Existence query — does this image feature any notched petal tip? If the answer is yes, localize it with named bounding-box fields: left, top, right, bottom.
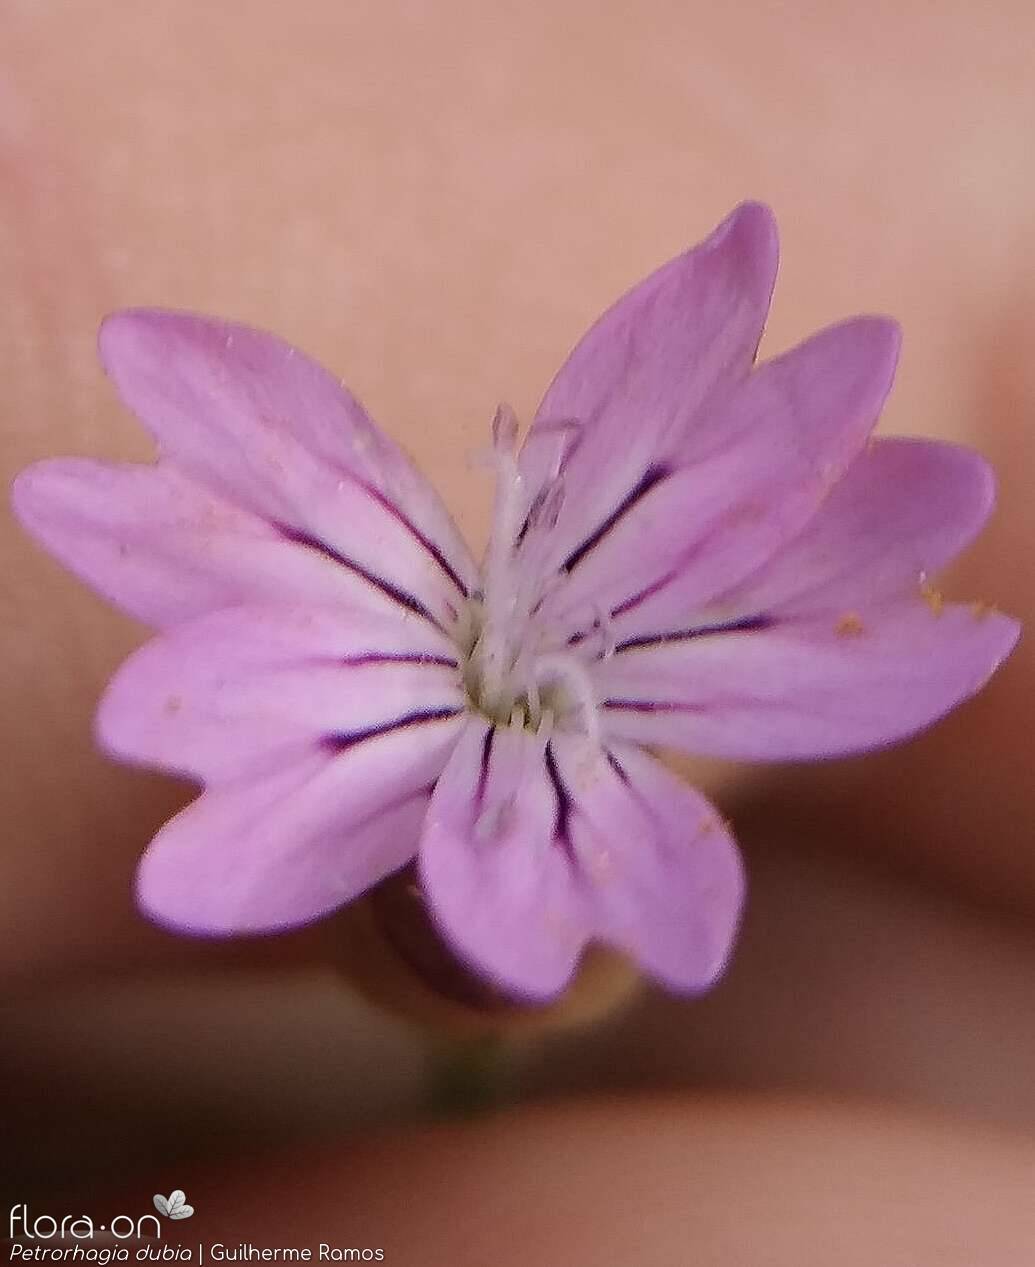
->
left=418, top=849, right=585, bottom=1005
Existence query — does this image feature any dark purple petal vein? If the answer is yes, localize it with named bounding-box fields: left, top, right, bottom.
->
left=322, top=706, right=462, bottom=752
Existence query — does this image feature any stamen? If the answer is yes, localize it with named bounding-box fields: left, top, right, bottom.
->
left=532, top=652, right=601, bottom=749
left=472, top=404, right=527, bottom=712
left=507, top=476, right=566, bottom=637
left=524, top=671, right=542, bottom=730
left=522, top=416, right=582, bottom=481
left=463, top=409, right=596, bottom=735
left=592, top=605, right=616, bottom=661
left=528, top=476, right=565, bottom=535
left=492, top=401, right=520, bottom=454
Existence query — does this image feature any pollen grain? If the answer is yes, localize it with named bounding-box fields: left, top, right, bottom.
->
left=970, top=599, right=997, bottom=620
left=920, top=581, right=945, bottom=616
left=835, top=611, right=865, bottom=638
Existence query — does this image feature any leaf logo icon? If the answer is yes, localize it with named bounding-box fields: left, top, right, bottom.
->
left=153, top=1191, right=195, bottom=1220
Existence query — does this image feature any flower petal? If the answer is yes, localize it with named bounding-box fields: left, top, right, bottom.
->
left=98, top=605, right=464, bottom=784
left=519, top=203, right=778, bottom=564
left=703, top=437, right=996, bottom=618
left=12, top=458, right=446, bottom=628
left=551, top=738, right=744, bottom=993
left=549, top=316, right=901, bottom=637
left=419, top=720, right=744, bottom=998
left=136, top=734, right=456, bottom=935
left=96, top=310, right=476, bottom=624
left=599, top=597, right=1020, bottom=760
left=419, top=719, right=590, bottom=1000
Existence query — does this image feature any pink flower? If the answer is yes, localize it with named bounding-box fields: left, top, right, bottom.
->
left=12, top=204, right=1018, bottom=1000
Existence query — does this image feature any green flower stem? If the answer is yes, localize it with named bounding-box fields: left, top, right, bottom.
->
left=425, top=1034, right=512, bottom=1117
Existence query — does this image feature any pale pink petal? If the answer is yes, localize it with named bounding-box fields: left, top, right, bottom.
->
left=702, top=437, right=996, bottom=618
left=550, top=317, right=901, bottom=637
left=419, top=719, right=590, bottom=1000
left=98, top=605, right=463, bottom=784
left=12, top=459, right=444, bottom=628
left=136, top=732, right=457, bottom=934
left=420, top=721, right=743, bottom=998
left=519, top=203, right=778, bottom=565
left=551, top=738, right=744, bottom=993
left=599, top=598, right=1020, bottom=760
left=97, top=310, right=476, bottom=625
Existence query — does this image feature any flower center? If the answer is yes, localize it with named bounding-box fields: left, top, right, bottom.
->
left=457, top=406, right=600, bottom=743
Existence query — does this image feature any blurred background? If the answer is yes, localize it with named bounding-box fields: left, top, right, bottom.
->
left=2, top=0, right=1035, bottom=1247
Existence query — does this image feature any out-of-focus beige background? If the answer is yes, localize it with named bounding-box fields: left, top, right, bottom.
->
left=2, top=2, right=1035, bottom=1258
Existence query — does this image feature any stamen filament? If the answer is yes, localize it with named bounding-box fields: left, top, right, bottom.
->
left=462, top=407, right=602, bottom=746
left=532, top=653, right=601, bottom=748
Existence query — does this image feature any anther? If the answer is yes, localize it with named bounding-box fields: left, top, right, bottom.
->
left=492, top=402, right=520, bottom=454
